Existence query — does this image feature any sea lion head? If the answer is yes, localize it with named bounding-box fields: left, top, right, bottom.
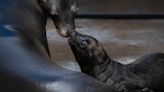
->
left=68, top=31, right=109, bottom=73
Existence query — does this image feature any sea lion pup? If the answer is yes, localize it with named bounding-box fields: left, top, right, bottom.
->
left=68, top=31, right=164, bottom=92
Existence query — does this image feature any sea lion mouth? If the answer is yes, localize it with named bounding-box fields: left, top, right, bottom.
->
left=57, top=28, right=72, bottom=38
left=56, top=25, right=76, bottom=38
left=68, top=31, right=80, bottom=46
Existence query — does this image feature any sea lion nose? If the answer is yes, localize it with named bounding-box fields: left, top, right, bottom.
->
left=70, top=31, right=84, bottom=44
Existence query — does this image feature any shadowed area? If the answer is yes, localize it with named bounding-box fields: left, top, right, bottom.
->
left=77, top=0, right=164, bottom=14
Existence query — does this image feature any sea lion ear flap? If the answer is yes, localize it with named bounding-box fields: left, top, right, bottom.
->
left=71, top=4, right=79, bottom=13
left=50, top=6, right=58, bottom=15
left=44, top=0, right=58, bottom=15
left=93, top=45, right=108, bottom=64
left=38, top=0, right=58, bottom=15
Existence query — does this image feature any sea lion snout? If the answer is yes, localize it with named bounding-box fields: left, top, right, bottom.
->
left=68, top=31, right=78, bottom=46
left=69, top=31, right=89, bottom=48
left=68, top=32, right=110, bottom=76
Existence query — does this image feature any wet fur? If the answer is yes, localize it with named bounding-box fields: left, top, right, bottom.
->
left=69, top=32, right=164, bottom=92
left=0, top=0, right=117, bottom=92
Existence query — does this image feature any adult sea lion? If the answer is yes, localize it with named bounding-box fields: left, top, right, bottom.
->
left=0, top=0, right=117, bottom=92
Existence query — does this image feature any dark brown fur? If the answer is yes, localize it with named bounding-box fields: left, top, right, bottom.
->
left=0, top=0, right=117, bottom=92
left=69, top=31, right=164, bottom=92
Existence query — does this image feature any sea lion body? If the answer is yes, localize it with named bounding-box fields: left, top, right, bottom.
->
left=0, top=0, right=117, bottom=92
left=69, top=31, right=164, bottom=92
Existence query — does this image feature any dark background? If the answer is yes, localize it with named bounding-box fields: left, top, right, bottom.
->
left=77, top=0, right=164, bottom=15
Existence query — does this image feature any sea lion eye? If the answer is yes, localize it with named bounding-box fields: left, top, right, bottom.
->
left=79, top=40, right=87, bottom=48
left=82, top=40, right=87, bottom=46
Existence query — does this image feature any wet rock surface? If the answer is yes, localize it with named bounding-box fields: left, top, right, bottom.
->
left=46, top=19, right=164, bottom=71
